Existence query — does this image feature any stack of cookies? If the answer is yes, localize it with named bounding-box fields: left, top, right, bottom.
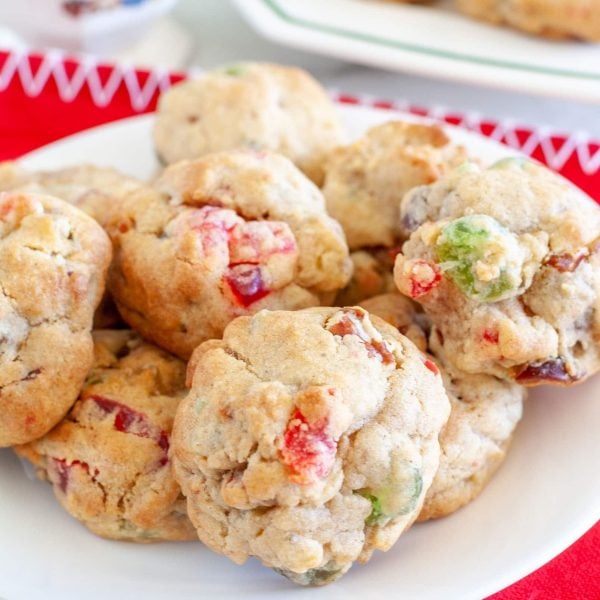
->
left=2, top=62, right=599, bottom=587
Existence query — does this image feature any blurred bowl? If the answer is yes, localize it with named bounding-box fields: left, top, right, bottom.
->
left=0, top=0, right=178, bottom=54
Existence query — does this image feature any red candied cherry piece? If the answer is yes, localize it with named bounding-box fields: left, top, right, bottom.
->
left=87, top=395, right=170, bottom=465
left=50, top=458, right=90, bottom=493
left=0, top=197, right=14, bottom=220
left=407, top=260, right=442, bottom=299
left=328, top=309, right=395, bottom=365
left=482, top=329, right=500, bottom=344
left=423, top=358, right=439, bottom=375
left=187, top=206, right=239, bottom=252
left=224, top=263, right=270, bottom=307
left=280, top=409, right=336, bottom=485
left=545, top=250, right=588, bottom=273
left=228, top=220, right=296, bottom=266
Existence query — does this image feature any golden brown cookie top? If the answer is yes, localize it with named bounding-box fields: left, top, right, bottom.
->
left=16, top=330, right=194, bottom=542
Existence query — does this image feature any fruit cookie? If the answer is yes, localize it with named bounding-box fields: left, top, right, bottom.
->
left=3, top=163, right=143, bottom=227
left=395, top=159, right=600, bottom=385
left=107, top=151, right=352, bottom=358
left=361, top=293, right=525, bottom=520
left=322, top=121, right=466, bottom=250
left=153, top=62, right=346, bottom=185
left=0, top=192, right=111, bottom=447
left=172, top=307, right=450, bottom=585
left=335, top=249, right=398, bottom=306
left=16, top=330, right=196, bottom=542
left=456, top=0, right=600, bottom=41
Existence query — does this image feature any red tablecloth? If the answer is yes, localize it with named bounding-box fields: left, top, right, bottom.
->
left=0, top=49, right=599, bottom=599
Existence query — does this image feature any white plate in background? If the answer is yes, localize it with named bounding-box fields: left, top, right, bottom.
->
left=1, top=104, right=599, bottom=600
left=232, top=0, right=600, bottom=103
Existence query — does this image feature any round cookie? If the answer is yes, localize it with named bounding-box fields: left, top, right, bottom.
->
left=5, top=164, right=144, bottom=227
left=16, top=330, right=196, bottom=542
left=0, top=191, right=111, bottom=446
left=395, top=159, right=600, bottom=385
left=335, top=249, right=398, bottom=306
left=322, top=121, right=466, bottom=250
left=456, top=0, right=600, bottom=41
left=172, top=307, right=450, bottom=585
left=153, top=62, right=346, bottom=185
left=361, top=293, right=525, bottom=520
left=106, top=150, right=352, bottom=358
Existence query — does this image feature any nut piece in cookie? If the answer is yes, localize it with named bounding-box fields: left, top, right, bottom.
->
left=395, top=159, right=600, bottom=385
left=106, top=151, right=352, bottom=358
left=16, top=330, right=196, bottom=542
left=0, top=192, right=112, bottom=446
left=153, top=62, right=346, bottom=184
left=171, top=307, right=450, bottom=585
left=362, top=293, right=525, bottom=520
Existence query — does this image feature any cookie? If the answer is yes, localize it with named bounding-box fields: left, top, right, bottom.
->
left=361, top=293, right=525, bottom=520
left=107, top=151, right=352, bottom=358
left=172, top=307, right=450, bottom=585
left=323, top=121, right=466, bottom=250
left=3, top=163, right=143, bottom=227
left=456, top=0, right=600, bottom=41
left=16, top=330, right=196, bottom=542
left=0, top=192, right=111, bottom=446
left=395, top=159, right=600, bottom=385
left=153, top=62, right=346, bottom=185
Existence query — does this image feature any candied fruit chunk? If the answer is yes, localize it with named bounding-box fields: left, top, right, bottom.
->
left=87, top=395, right=170, bottom=466
left=224, top=263, right=270, bottom=307
left=50, top=458, right=91, bottom=493
left=327, top=308, right=395, bottom=365
left=515, top=358, right=577, bottom=385
left=545, top=250, right=587, bottom=273
left=356, top=468, right=423, bottom=526
left=403, top=260, right=442, bottom=299
left=435, top=215, right=523, bottom=303
left=280, top=409, right=336, bottom=485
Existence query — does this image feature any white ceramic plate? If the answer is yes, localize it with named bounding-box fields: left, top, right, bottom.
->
left=231, top=0, right=600, bottom=103
left=2, top=105, right=599, bottom=600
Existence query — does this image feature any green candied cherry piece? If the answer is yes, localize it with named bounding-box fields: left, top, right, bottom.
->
left=274, top=562, right=344, bottom=586
left=222, top=63, right=247, bottom=77
left=490, top=157, right=531, bottom=170
left=357, top=468, right=423, bottom=527
left=435, top=214, right=525, bottom=303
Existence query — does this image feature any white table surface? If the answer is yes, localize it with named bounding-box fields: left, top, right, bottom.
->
left=172, top=0, right=600, bottom=137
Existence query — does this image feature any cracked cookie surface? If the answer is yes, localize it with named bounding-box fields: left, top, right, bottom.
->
left=361, top=293, right=525, bottom=520
left=16, top=330, right=196, bottom=542
left=395, top=160, right=600, bottom=385
left=153, top=62, right=346, bottom=185
left=107, top=151, right=352, bottom=358
left=172, top=307, right=450, bottom=585
left=323, top=121, right=466, bottom=250
left=0, top=191, right=111, bottom=446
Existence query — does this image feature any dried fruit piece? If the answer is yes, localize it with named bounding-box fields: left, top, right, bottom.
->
left=545, top=250, right=588, bottom=273
left=87, top=395, right=170, bottom=465
left=515, top=358, right=577, bottom=385
left=49, top=458, right=91, bottom=493
left=280, top=408, right=336, bottom=485
left=403, top=260, right=442, bottom=299
left=327, top=308, right=395, bottom=365
left=435, top=215, right=525, bottom=303
left=224, top=264, right=269, bottom=307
